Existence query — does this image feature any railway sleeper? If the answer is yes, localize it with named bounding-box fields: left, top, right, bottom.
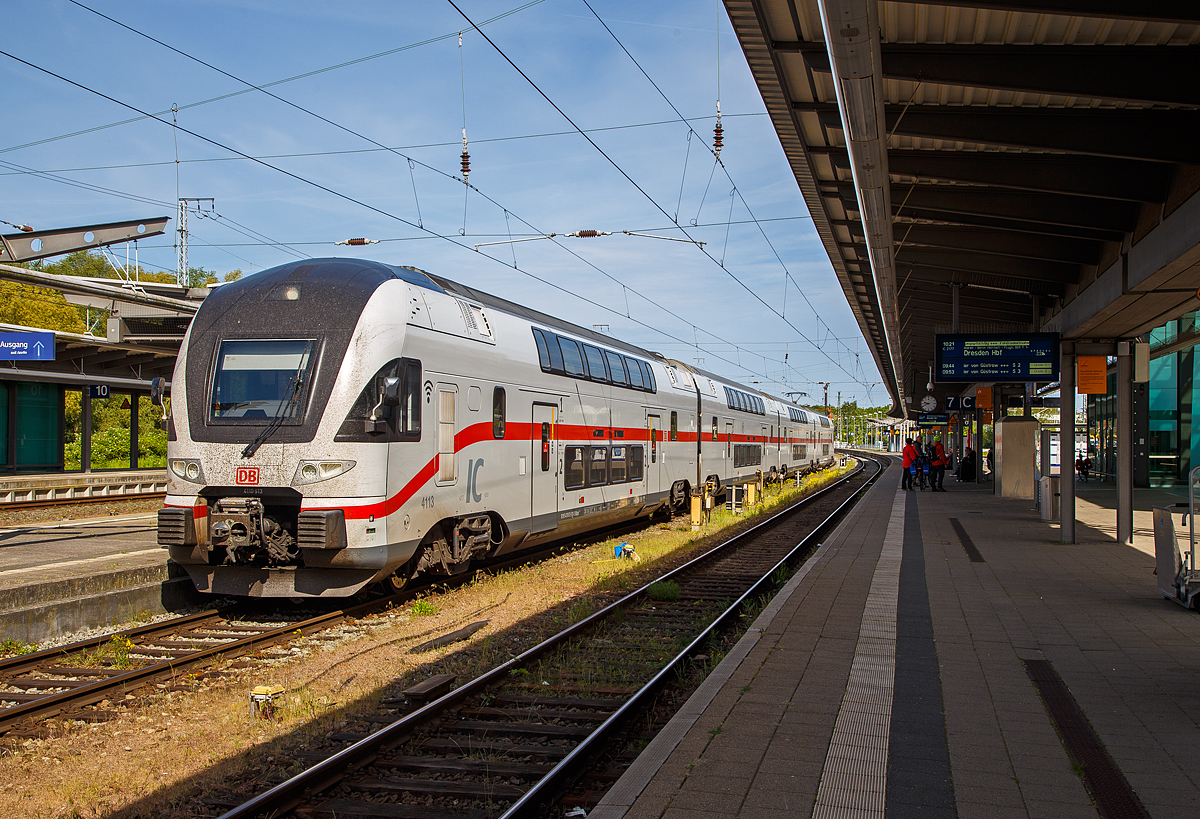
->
left=301, top=797, right=489, bottom=819
left=352, top=775, right=526, bottom=800
left=372, top=755, right=554, bottom=778
left=415, top=737, right=571, bottom=759
left=491, top=694, right=622, bottom=710
left=458, top=706, right=611, bottom=723
left=505, top=682, right=638, bottom=696
left=442, top=719, right=591, bottom=739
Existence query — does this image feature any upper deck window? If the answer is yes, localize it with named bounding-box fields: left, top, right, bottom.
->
left=209, top=339, right=316, bottom=424
left=530, top=327, right=657, bottom=394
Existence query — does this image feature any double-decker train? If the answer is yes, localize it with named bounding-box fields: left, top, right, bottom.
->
left=156, top=258, right=835, bottom=597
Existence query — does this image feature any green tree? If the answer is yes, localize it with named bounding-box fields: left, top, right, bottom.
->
left=0, top=282, right=87, bottom=333
left=186, top=266, right=218, bottom=287
left=223, top=269, right=243, bottom=282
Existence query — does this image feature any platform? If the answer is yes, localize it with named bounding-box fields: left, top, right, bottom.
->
left=593, top=460, right=1200, bottom=819
left=0, top=468, right=167, bottom=508
left=0, top=512, right=197, bottom=644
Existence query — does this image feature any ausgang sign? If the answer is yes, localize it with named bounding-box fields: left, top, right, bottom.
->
left=0, top=331, right=55, bottom=361
left=935, top=333, right=1059, bottom=383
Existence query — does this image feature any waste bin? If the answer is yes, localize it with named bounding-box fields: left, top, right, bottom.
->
left=1039, top=475, right=1060, bottom=520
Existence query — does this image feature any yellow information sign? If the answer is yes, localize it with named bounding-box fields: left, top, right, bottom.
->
left=975, top=387, right=993, bottom=409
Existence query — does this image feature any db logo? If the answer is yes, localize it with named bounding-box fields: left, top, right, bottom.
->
left=235, top=467, right=260, bottom=485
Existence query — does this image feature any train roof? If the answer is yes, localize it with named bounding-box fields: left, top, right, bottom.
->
left=421, top=269, right=665, bottom=363
left=233, top=259, right=828, bottom=420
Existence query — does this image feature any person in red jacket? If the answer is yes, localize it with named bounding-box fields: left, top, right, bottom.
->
left=901, top=438, right=918, bottom=491
left=930, top=436, right=950, bottom=491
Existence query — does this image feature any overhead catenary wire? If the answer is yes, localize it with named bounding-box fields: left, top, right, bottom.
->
left=580, top=1, right=864, bottom=373
left=4, top=8, right=842, bottom=390
left=0, top=111, right=770, bottom=176
left=0, top=51, right=784, bottom=386
left=2, top=0, right=553, bottom=157
left=454, top=1, right=857, bottom=378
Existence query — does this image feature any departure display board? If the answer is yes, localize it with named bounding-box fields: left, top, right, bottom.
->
left=936, top=333, right=1059, bottom=383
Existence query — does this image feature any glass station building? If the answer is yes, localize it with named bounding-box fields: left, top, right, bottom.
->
left=1087, top=312, right=1200, bottom=487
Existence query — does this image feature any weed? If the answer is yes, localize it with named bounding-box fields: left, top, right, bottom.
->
left=410, top=599, right=439, bottom=617
left=74, top=636, right=138, bottom=669
left=708, top=726, right=722, bottom=736
left=566, top=598, right=596, bottom=625
left=741, top=684, right=751, bottom=693
left=648, top=580, right=682, bottom=602
left=0, top=639, right=36, bottom=657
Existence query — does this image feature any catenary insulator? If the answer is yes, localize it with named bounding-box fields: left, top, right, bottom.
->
left=713, top=123, right=724, bottom=156
left=461, top=150, right=470, bottom=178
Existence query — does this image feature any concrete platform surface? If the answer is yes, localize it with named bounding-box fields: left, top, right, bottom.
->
left=593, top=460, right=1200, bottom=819
left=0, top=512, right=197, bottom=644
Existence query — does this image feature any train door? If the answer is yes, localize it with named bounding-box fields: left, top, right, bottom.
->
left=646, top=413, right=662, bottom=495
left=725, top=421, right=734, bottom=476
left=531, top=404, right=557, bottom=533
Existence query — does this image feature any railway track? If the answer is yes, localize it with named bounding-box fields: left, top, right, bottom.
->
left=217, top=454, right=886, bottom=819
left=0, top=603, right=387, bottom=737
left=0, top=501, right=716, bottom=738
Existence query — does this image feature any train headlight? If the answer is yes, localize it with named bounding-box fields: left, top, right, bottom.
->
left=169, top=458, right=205, bottom=484
left=293, top=460, right=356, bottom=486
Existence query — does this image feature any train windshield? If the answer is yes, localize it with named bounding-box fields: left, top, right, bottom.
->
left=210, top=339, right=316, bottom=422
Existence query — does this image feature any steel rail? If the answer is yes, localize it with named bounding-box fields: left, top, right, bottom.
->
left=0, top=606, right=364, bottom=733
left=503, top=454, right=886, bottom=816
left=218, top=457, right=881, bottom=819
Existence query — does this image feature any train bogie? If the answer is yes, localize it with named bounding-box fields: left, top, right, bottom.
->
left=157, top=259, right=836, bottom=597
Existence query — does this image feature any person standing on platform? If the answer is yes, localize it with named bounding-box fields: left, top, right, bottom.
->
left=958, top=447, right=976, bottom=482
left=930, top=436, right=949, bottom=491
left=901, top=438, right=917, bottom=490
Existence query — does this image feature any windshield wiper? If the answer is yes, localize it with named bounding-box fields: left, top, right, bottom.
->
left=241, top=370, right=304, bottom=459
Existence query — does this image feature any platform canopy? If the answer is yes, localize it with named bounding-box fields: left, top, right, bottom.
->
left=725, top=0, right=1200, bottom=416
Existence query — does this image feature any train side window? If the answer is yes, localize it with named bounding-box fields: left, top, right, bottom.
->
left=559, top=338, right=586, bottom=377
left=628, top=446, right=644, bottom=481
left=564, top=446, right=586, bottom=489
left=625, top=356, right=644, bottom=389
left=492, top=387, right=506, bottom=439
left=670, top=411, right=678, bottom=441
left=532, top=329, right=551, bottom=371
left=334, top=357, right=421, bottom=443
left=605, top=351, right=628, bottom=387
left=640, top=361, right=656, bottom=393
left=437, top=386, right=456, bottom=483
left=401, top=359, right=422, bottom=436
left=583, top=344, right=609, bottom=383
left=588, top=446, right=608, bottom=486
left=610, top=446, right=627, bottom=482
left=712, top=416, right=718, bottom=441
left=541, top=422, right=551, bottom=471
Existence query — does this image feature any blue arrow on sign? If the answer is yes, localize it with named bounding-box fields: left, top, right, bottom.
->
left=0, top=332, right=55, bottom=361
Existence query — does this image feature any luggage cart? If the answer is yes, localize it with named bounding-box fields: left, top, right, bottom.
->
left=1153, top=465, right=1200, bottom=609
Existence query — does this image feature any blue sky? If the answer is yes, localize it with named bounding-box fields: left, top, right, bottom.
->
left=1, top=0, right=884, bottom=407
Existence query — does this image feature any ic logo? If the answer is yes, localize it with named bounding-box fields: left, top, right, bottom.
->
left=236, top=467, right=260, bottom=485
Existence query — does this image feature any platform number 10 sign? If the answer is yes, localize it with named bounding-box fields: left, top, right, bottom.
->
left=89, top=385, right=110, bottom=399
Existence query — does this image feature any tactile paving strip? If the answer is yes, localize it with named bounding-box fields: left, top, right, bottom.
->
left=811, top=490, right=905, bottom=819
left=1024, top=659, right=1151, bottom=819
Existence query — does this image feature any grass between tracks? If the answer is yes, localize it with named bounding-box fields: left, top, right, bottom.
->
left=0, top=462, right=856, bottom=818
